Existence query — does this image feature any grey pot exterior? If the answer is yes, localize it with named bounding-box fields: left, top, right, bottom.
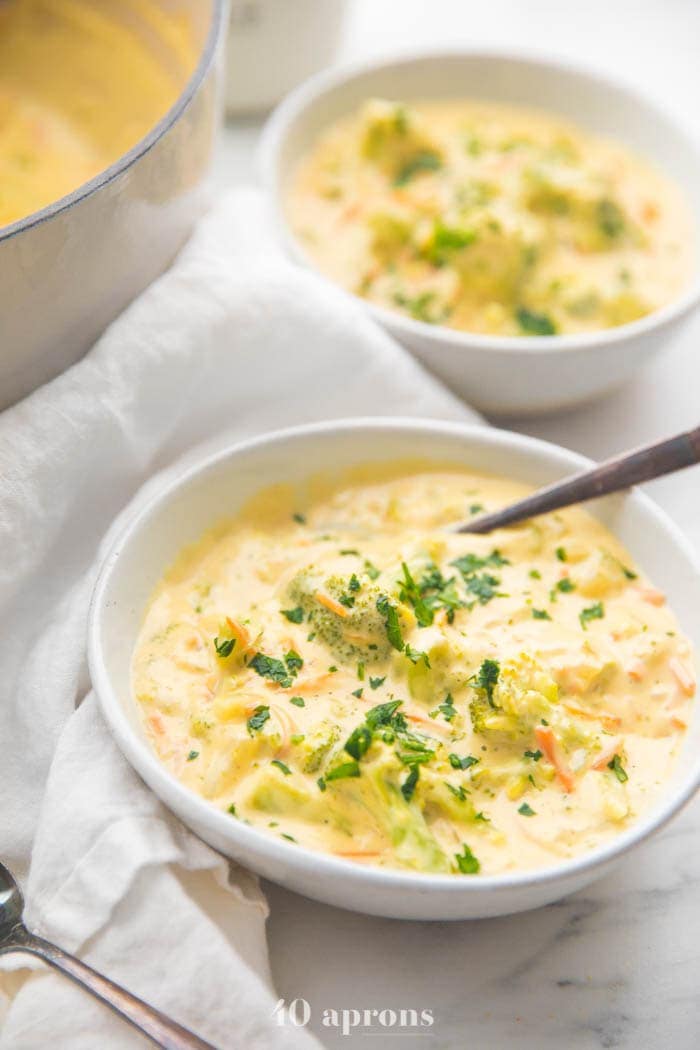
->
left=0, top=0, right=227, bottom=411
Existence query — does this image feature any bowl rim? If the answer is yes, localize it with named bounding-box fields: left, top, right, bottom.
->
left=88, top=416, right=700, bottom=901
left=259, top=46, right=700, bottom=356
left=0, top=0, right=227, bottom=246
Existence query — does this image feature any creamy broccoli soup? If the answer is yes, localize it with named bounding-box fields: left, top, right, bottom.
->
left=132, top=465, right=695, bottom=876
left=0, top=0, right=196, bottom=228
left=288, top=99, right=693, bottom=336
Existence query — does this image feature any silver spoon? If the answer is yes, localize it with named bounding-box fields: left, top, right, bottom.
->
left=456, top=424, right=700, bottom=534
left=0, top=861, right=216, bottom=1049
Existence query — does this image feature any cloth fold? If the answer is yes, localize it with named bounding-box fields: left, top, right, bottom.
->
left=0, top=188, right=477, bottom=1048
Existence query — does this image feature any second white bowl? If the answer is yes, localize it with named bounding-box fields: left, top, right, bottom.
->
left=260, top=51, right=700, bottom=415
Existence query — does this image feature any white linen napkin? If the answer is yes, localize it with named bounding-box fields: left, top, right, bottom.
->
left=0, top=188, right=478, bottom=1049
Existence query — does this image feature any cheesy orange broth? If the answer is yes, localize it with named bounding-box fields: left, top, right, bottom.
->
left=132, top=465, right=695, bottom=876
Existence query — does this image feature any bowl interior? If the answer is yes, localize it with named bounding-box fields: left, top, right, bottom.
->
left=267, top=51, right=700, bottom=277
left=94, top=420, right=700, bottom=857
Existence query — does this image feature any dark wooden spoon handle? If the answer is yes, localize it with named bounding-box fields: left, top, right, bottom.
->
left=459, top=425, right=700, bottom=535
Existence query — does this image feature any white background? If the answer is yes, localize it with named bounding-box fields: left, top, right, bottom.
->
left=213, top=3, right=700, bottom=1047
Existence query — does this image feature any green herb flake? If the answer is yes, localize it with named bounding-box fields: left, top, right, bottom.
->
left=344, top=725, right=373, bottom=761
left=285, top=650, right=304, bottom=675
left=449, top=753, right=479, bottom=770
left=351, top=687, right=363, bottom=699
left=317, top=777, right=326, bottom=792
left=364, top=560, right=381, bottom=581
left=516, top=307, right=557, bottom=336
left=434, top=692, right=457, bottom=723
left=376, top=594, right=404, bottom=651
left=401, top=764, right=420, bottom=801
left=281, top=607, right=304, bottom=624
left=325, top=760, right=361, bottom=782
left=469, top=503, right=484, bottom=516
left=555, top=547, right=568, bottom=562
left=187, top=750, right=199, bottom=761
left=271, top=759, right=292, bottom=775
left=455, top=844, right=481, bottom=875
left=529, top=569, right=542, bottom=580
left=289, top=696, right=305, bottom=708
left=394, top=149, right=443, bottom=187
left=556, top=578, right=576, bottom=593
left=524, top=749, right=542, bottom=762
left=518, top=802, right=536, bottom=817
left=607, top=754, right=629, bottom=783
left=580, top=602, right=604, bottom=630
left=214, top=636, right=236, bottom=658
left=227, top=803, right=237, bottom=816
left=247, top=705, right=270, bottom=733
left=532, top=608, right=552, bottom=620
left=404, top=644, right=431, bottom=668
left=250, top=653, right=293, bottom=688
left=446, top=782, right=468, bottom=801
left=369, top=675, right=386, bottom=690
left=292, top=512, right=306, bottom=525
left=473, top=659, right=500, bottom=704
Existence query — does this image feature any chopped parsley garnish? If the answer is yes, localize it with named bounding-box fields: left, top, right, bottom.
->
left=532, top=608, right=552, bottom=620
left=417, top=563, right=466, bottom=623
left=365, top=700, right=405, bottom=731
left=364, top=560, right=381, bottom=580
left=518, top=802, right=536, bottom=816
left=401, top=765, right=420, bottom=801
left=465, top=572, right=502, bottom=605
left=399, top=562, right=433, bottom=626
left=344, top=725, right=373, bottom=761
left=351, top=687, right=363, bottom=699
left=325, top=760, right=361, bottom=781
left=524, top=749, right=542, bottom=762
left=529, top=569, right=542, bottom=580
left=292, top=512, right=306, bottom=524
left=451, top=550, right=509, bottom=575
left=285, top=650, right=304, bottom=675
left=348, top=573, right=361, bottom=592
left=607, top=754, right=629, bottom=783
left=214, top=636, right=236, bottom=658
left=357, top=661, right=365, bottom=681
left=516, top=307, right=556, bottom=336
left=281, top=606, right=304, bottom=624
left=289, top=696, right=305, bottom=707
left=433, top=692, right=457, bottom=723
left=250, top=653, right=296, bottom=687
left=449, top=753, right=479, bottom=770
left=317, top=777, right=326, bottom=792
left=394, top=149, right=443, bottom=186
left=455, top=844, right=481, bottom=875
left=340, top=548, right=359, bottom=556
left=556, top=578, right=575, bottom=593
left=597, top=198, right=626, bottom=238
left=281, top=833, right=297, bottom=843
left=247, top=705, right=270, bottom=733
left=376, top=594, right=404, bottom=651
left=227, top=803, right=237, bottom=816
left=580, top=602, right=604, bottom=629
left=446, top=782, right=468, bottom=802
left=393, top=290, right=445, bottom=324
left=555, top=547, right=567, bottom=562
left=369, top=675, right=386, bottom=690
left=473, top=659, right=500, bottom=704
left=187, top=750, right=199, bottom=761
left=619, top=562, right=638, bottom=580
left=404, top=644, right=430, bottom=668
left=469, top=503, right=484, bottom=516
left=271, top=759, right=292, bottom=775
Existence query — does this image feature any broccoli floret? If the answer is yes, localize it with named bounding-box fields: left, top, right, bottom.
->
left=469, top=654, right=558, bottom=738
left=359, top=99, right=443, bottom=181
left=295, top=721, right=341, bottom=773
left=287, top=568, right=408, bottom=663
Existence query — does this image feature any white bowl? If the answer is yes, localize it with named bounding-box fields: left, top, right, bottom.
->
left=88, top=419, right=700, bottom=919
left=260, top=51, right=700, bottom=415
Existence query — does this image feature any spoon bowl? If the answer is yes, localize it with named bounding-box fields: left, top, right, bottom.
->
left=0, top=861, right=24, bottom=942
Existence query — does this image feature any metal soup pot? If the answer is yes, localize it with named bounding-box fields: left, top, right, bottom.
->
left=0, top=0, right=227, bottom=411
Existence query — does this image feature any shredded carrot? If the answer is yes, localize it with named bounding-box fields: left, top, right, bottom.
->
left=671, top=716, right=688, bottom=731
left=563, top=703, right=621, bottom=732
left=225, top=616, right=255, bottom=655
left=670, top=658, right=696, bottom=697
left=148, top=713, right=165, bottom=737
left=625, top=658, right=647, bottom=682
left=535, top=725, right=575, bottom=792
left=591, top=738, right=623, bottom=771
left=636, top=586, right=666, bottom=607
left=315, top=592, right=350, bottom=618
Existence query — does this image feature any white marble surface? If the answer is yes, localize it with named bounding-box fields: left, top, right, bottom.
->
left=213, top=3, right=700, bottom=1046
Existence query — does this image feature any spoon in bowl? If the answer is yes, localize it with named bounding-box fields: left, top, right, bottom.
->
left=455, top=424, right=700, bottom=534
left=0, top=861, right=216, bottom=1049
